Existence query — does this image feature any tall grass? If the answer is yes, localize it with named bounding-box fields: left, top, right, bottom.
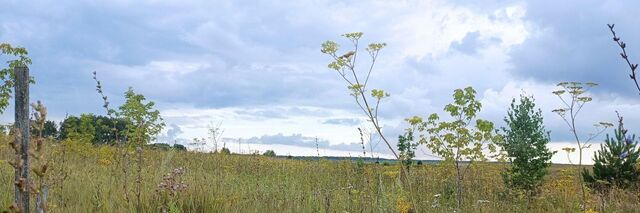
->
left=2, top=139, right=639, bottom=212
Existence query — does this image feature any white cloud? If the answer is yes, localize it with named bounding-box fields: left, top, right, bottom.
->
left=160, top=105, right=368, bottom=146
left=387, top=2, right=528, bottom=60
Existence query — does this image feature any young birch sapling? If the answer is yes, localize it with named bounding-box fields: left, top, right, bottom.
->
left=500, top=94, right=555, bottom=195
left=406, top=87, right=502, bottom=209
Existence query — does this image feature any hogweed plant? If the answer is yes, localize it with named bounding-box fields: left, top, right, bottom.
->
left=321, top=33, right=416, bottom=208
left=320, top=32, right=397, bottom=159
left=207, top=121, right=224, bottom=153
left=551, top=81, right=612, bottom=209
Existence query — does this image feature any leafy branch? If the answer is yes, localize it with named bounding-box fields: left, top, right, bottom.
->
left=0, top=43, right=32, bottom=113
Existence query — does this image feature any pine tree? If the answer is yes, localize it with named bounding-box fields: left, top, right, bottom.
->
left=583, top=114, right=640, bottom=191
left=501, top=94, right=555, bottom=194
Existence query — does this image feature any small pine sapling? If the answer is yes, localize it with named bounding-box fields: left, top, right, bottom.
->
left=583, top=113, right=640, bottom=191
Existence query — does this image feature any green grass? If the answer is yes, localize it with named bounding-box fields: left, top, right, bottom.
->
left=1, top=140, right=639, bottom=212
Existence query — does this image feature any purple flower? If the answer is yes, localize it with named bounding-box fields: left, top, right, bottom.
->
left=625, top=135, right=635, bottom=145
left=620, top=151, right=629, bottom=159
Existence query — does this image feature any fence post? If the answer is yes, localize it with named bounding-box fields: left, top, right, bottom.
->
left=14, top=65, right=30, bottom=212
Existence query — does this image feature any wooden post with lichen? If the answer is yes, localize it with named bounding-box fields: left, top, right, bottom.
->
left=14, top=65, right=30, bottom=212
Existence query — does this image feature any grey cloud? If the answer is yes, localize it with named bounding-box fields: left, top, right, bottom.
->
left=156, top=123, right=184, bottom=144
left=232, top=106, right=339, bottom=121
left=508, top=0, right=640, bottom=96
left=0, top=0, right=356, bottom=121
left=451, top=32, right=500, bottom=55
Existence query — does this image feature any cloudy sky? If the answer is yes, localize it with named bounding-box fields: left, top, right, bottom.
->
left=2, top=0, right=640, bottom=164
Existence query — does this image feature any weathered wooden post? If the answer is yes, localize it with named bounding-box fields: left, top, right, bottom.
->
left=14, top=65, right=30, bottom=212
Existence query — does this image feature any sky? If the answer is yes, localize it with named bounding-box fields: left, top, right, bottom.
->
left=2, top=0, right=640, bottom=164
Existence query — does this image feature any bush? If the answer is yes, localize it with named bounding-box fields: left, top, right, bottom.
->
left=173, top=144, right=187, bottom=151
left=218, top=147, right=231, bottom=155
left=148, top=143, right=172, bottom=151
left=500, top=94, right=555, bottom=194
left=263, top=150, right=276, bottom=157
left=583, top=115, right=640, bottom=191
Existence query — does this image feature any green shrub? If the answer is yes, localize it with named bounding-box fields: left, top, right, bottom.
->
left=583, top=115, right=640, bottom=191
left=500, top=94, right=555, bottom=194
left=173, top=144, right=187, bottom=151
left=220, top=147, right=231, bottom=155
left=263, top=150, right=276, bottom=157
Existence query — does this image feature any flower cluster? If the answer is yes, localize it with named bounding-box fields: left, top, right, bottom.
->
left=156, top=167, right=188, bottom=197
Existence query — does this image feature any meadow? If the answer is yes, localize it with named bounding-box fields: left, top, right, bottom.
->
left=2, top=137, right=638, bottom=212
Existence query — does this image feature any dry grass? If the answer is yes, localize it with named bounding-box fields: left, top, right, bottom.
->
left=1, top=139, right=639, bottom=212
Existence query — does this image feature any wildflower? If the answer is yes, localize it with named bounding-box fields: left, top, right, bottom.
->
left=157, top=167, right=188, bottom=197
left=620, top=151, right=629, bottom=159
left=625, top=135, right=635, bottom=145
left=396, top=197, right=412, bottom=213
left=99, top=159, right=112, bottom=166
left=585, top=208, right=598, bottom=213
left=477, top=200, right=490, bottom=204
left=383, top=171, right=399, bottom=179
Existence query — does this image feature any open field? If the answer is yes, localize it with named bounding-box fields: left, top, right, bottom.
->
left=2, top=139, right=638, bottom=212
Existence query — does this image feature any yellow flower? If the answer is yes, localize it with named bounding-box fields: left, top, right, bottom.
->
left=383, top=171, right=399, bottom=179
left=98, top=159, right=112, bottom=166
left=585, top=209, right=598, bottom=213
left=396, top=197, right=411, bottom=213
